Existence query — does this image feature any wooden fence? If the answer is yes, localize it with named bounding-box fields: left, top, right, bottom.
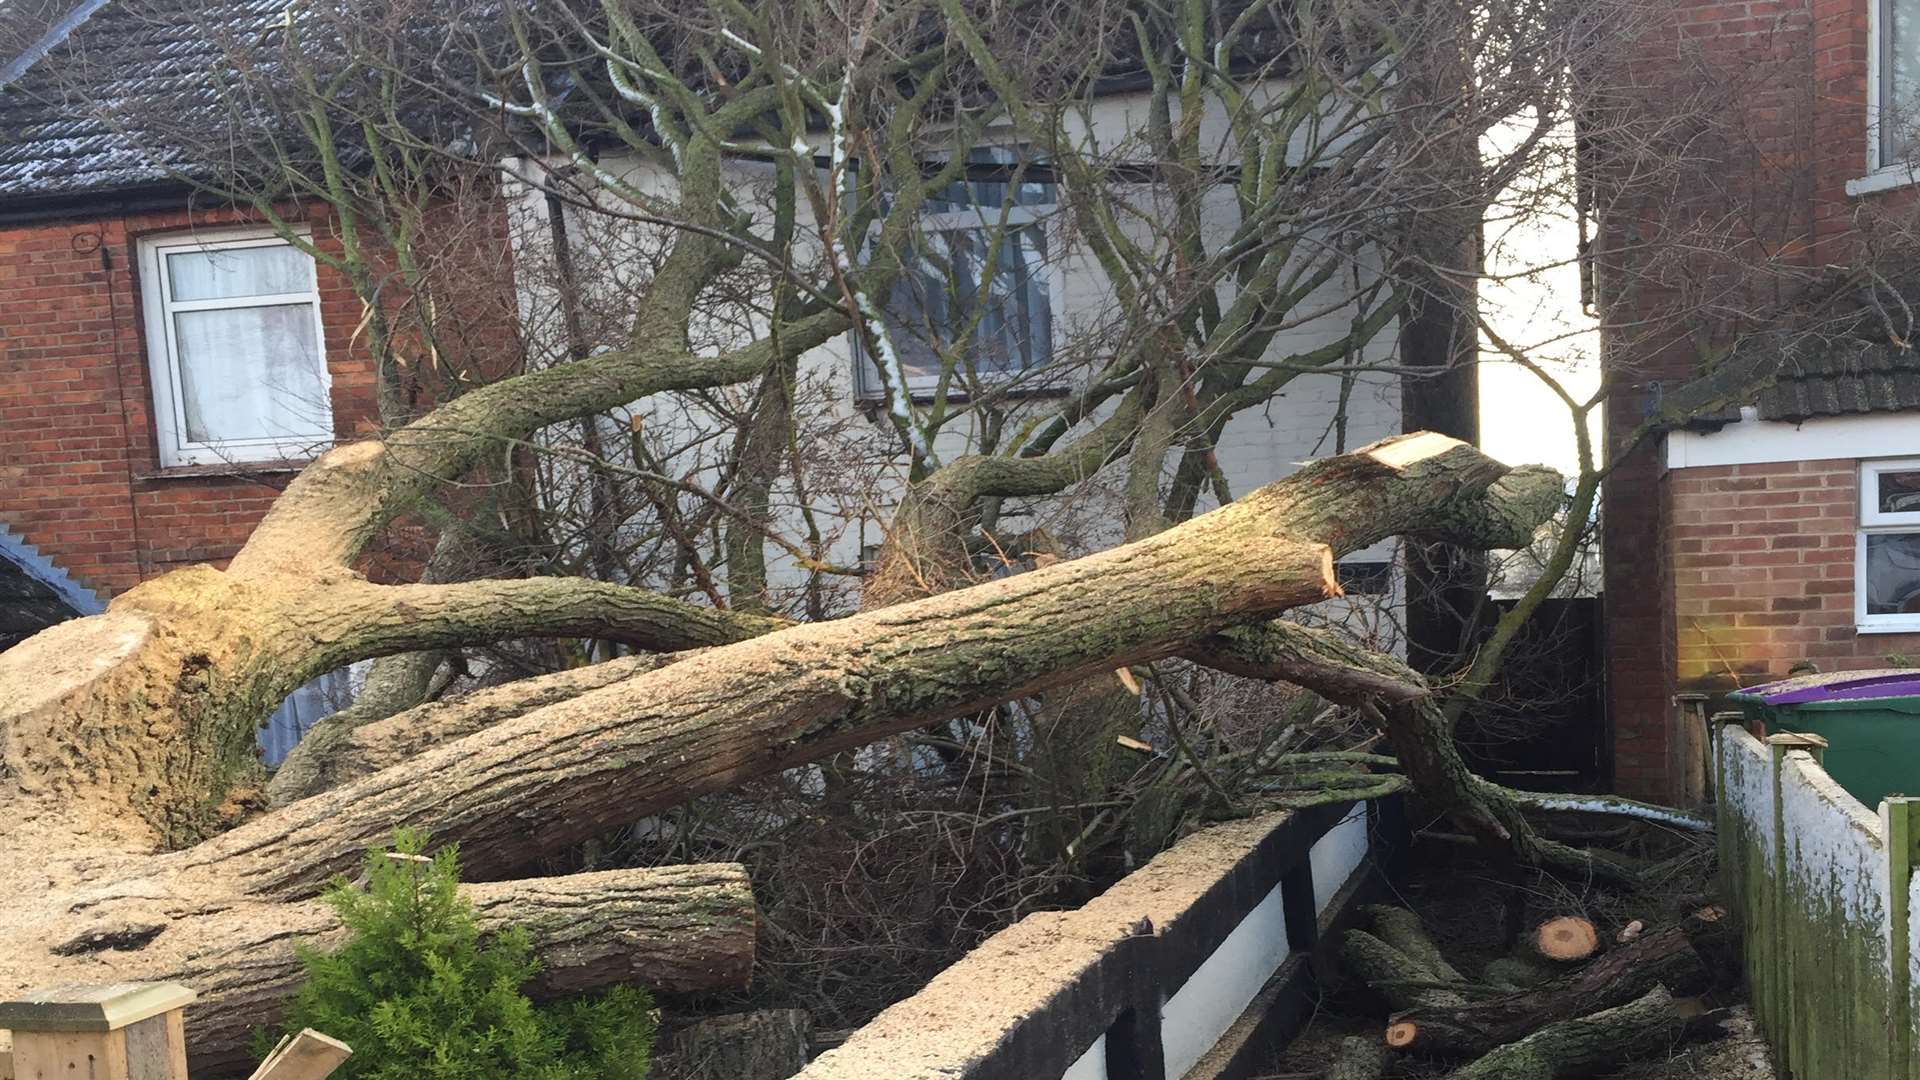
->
left=797, top=794, right=1408, bottom=1080
left=1716, top=721, right=1920, bottom=1080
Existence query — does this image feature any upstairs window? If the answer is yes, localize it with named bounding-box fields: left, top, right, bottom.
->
left=138, top=228, right=333, bottom=468
left=1858, top=458, right=1920, bottom=631
left=1878, top=0, right=1920, bottom=167
left=858, top=147, right=1058, bottom=399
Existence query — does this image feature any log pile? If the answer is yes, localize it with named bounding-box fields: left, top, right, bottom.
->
left=1337, top=904, right=1744, bottom=1079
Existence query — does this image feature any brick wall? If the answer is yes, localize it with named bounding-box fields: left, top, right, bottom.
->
left=1668, top=459, right=1920, bottom=687
left=1597, top=0, right=1920, bottom=799
left=0, top=201, right=516, bottom=600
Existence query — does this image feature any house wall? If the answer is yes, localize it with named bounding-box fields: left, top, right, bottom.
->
left=1667, top=457, right=1920, bottom=689
left=0, top=201, right=516, bottom=600
left=1602, top=0, right=1920, bottom=800
left=504, top=90, right=1406, bottom=623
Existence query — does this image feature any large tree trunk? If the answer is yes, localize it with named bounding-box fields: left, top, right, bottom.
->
left=0, top=432, right=1561, bottom=1070
left=174, top=865, right=758, bottom=1074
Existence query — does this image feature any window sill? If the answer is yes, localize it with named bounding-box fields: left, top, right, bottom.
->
left=1846, top=164, right=1919, bottom=197
left=134, top=460, right=311, bottom=482
left=1855, top=620, right=1920, bottom=635
left=859, top=384, right=1074, bottom=407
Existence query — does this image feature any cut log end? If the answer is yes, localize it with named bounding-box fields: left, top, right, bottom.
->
left=1366, top=431, right=1465, bottom=469
left=1385, top=1021, right=1418, bottom=1048
left=1534, top=916, right=1599, bottom=962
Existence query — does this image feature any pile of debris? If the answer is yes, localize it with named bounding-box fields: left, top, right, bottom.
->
left=1327, top=900, right=1760, bottom=1079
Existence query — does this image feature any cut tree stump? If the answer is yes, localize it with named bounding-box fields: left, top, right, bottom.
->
left=1444, top=985, right=1685, bottom=1080
left=1386, top=926, right=1707, bottom=1058
left=1532, top=917, right=1599, bottom=963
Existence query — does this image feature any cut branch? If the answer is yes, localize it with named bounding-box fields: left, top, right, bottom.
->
left=1386, top=927, right=1706, bottom=1059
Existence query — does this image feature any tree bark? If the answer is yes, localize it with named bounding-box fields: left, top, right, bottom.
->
left=0, top=433, right=1560, bottom=1065
left=35, top=863, right=756, bottom=1076
left=1363, top=905, right=1466, bottom=983
left=1341, top=930, right=1470, bottom=1012
left=1327, top=1035, right=1389, bottom=1080
left=1443, top=986, right=1685, bottom=1080
left=1385, top=927, right=1706, bottom=1058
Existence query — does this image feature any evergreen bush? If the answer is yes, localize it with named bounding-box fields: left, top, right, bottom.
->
left=260, top=829, right=656, bottom=1079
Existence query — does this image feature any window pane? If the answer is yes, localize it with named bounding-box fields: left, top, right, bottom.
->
left=1865, top=531, right=1920, bottom=615
left=167, top=244, right=314, bottom=301
left=881, top=223, right=1052, bottom=379
left=1877, top=468, right=1920, bottom=514
left=173, top=304, right=330, bottom=445
left=1886, top=0, right=1920, bottom=161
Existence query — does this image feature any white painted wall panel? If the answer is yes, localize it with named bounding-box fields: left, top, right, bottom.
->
left=1309, top=806, right=1370, bottom=913
left=1059, top=1034, right=1107, bottom=1080
left=1160, top=880, right=1291, bottom=1079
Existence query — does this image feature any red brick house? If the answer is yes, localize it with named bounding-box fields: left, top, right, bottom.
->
left=0, top=0, right=518, bottom=753
left=1602, top=0, right=1920, bottom=803
left=0, top=3, right=388, bottom=609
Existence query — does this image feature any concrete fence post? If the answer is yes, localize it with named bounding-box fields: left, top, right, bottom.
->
left=0, top=983, right=195, bottom=1080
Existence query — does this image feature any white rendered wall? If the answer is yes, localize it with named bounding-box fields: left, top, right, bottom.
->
left=1308, top=806, right=1371, bottom=913
left=502, top=89, right=1403, bottom=618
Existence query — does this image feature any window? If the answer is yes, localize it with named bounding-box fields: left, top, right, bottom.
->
left=858, top=148, right=1058, bottom=399
left=138, top=227, right=333, bottom=467
left=1857, top=458, right=1920, bottom=632
left=1875, top=0, right=1920, bottom=170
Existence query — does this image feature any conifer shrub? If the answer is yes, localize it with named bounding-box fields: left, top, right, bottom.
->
left=260, top=829, right=656, bottom=1079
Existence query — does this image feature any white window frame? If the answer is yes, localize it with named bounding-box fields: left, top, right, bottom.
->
left=1856, top=457, right=1920, bottom=632
left=137, top=226, right=334, bottom=468
left=1854, top=0, right=1920, bottom=195
left=855, top=166, right=1065, bottom=401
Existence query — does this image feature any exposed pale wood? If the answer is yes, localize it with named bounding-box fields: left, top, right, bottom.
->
left=10, top=1030, right=131, bottom=1080
left=1533, top=917, right=1599, bottom=963
left=0, top=983, right=195, bottom=1033
left=121, top=1011, right=188, bottom=1080
left=248, top=1029, right=352, bottom=1080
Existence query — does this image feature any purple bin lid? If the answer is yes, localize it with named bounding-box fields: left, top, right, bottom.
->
left=1727, top=668, right=1920, bottom=705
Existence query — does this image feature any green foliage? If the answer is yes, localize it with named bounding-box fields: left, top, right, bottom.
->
left=262, top=829, right=656, bottom=1080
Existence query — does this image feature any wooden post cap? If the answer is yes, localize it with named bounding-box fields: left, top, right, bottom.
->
left=0, top=983, right=196, bottom=1032
left=1765, top=732, right=1829, bottom=750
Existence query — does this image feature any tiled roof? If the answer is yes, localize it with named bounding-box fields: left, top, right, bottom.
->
left=1687, top=339, right=1920, bottom=429
left=1, top=0, right=1306, bottom=204
left=0, top=0, right=287, bottom=201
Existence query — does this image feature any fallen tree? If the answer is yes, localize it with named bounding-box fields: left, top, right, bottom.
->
left=0, top=432, right=1560, bottom=1069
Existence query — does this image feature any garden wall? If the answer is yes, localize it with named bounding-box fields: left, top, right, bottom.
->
left=796, top=796, right=1403, bottom=1080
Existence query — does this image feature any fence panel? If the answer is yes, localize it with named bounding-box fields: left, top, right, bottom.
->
left=1775, top=753, right=1894, bottom=1079
left=1719, top=726, right=1780, bottom=1039
left=1716, top=722, right=1916, bottom=1080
